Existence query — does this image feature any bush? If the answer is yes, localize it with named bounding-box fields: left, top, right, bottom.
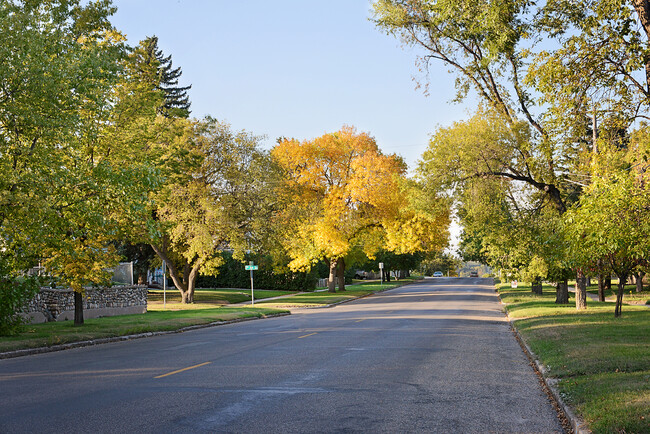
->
left=197, top=253, right=317, bottom=291
left=0, top=274, right=40, bottom=336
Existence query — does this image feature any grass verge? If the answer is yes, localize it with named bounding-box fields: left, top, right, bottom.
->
left=255, top=278, right=417, bottom=308
left=147, top=288, right=294, bottom=310
left=1, top=279, right=417, bottom=355
left=583, top=281, right=650, bottom=305
left=498, top=282, right=649, bottom=434
left=0, top=307, right=286, bottom=353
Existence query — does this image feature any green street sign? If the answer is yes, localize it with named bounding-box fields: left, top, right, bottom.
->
left=245, top=265, right=258, bottom=270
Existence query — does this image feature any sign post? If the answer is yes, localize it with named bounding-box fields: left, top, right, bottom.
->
left=162, top=260, right=167, bottom=309
left=378, top=262, right=384, bottom=285
left=245, top=261, right=259, bottom=305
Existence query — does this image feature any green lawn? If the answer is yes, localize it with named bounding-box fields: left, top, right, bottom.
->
left=256, top=279, right=416, bottom=308
left=1, top=280, right=417, bottom=354
left=0, top=307, right=286, bottom=353
left=583, top=280, right=650, bottom=305
left=147, top=288, right=295, bottom=310
left=498, top=282, right=650, bottom=434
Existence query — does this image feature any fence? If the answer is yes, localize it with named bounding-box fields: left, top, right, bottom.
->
left=22, top=285, right=147, bottom=324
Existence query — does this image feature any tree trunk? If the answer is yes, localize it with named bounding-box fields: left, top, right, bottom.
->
left=598, top=273, right=606, bottom=301
left=615, top=272, right=628, bottom=318
left=384, top=268, right=391, bottom=282
left=531, top=279, right=543, bottom=295
left=181, top=263, right=193, bottom=303
left=327, top=258, right=337, bottom=293
left=575, top=270, right=587, bottom=310
left=74, top=291, right=84, bottom=326
left=186, top=262, right=201, bottom=303
left=636, top=272, right=645, bottom=292
left=555, top=280, right=569, bottom=304
left=151, top=242, right=201, bottom=304
left=337, top=258, right=346, bottom=292
left=605, top=275, right=611, bottom=291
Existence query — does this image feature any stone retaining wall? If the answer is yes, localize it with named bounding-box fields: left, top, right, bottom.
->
left=23, top=286, right=148, bottom=323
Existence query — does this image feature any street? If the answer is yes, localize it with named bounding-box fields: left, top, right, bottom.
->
left=0, top=278, right=564, bottom=433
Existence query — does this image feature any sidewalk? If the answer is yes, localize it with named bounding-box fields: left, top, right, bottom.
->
left=569, top=286, right=649, bottom=306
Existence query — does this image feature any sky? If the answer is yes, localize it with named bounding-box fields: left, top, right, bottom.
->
left=109, top=0, right=473, bottom=172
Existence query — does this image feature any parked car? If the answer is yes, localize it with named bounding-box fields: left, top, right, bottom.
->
left=433, top=271, right=444, bottom=277
left=354, top=270, right=368, bottom=280
left=470, top=271, right=479, bottom=277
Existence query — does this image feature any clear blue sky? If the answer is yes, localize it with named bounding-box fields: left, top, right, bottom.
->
left=110, top=0, right=472, bottom=171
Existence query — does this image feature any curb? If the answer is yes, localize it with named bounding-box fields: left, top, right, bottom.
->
left=0, top=312, right=291, bottom=360
left=495, top=289, right=590, bottom=434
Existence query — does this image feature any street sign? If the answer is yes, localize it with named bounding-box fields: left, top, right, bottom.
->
left=246, top=261, right=257, bottom=305
left=378, top=262, right=384, bottom=269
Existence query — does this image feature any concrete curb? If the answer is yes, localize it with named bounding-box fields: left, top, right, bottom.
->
left=496, top=289, right=591, bottom=434
left=0, top=312, right=291, bottom=360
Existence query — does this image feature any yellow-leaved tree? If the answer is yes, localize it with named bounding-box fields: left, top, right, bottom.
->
left=272, top=126, right=449, bottom=292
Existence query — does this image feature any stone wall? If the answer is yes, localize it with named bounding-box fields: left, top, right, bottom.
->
left=23, top=285, right=148, bottom=324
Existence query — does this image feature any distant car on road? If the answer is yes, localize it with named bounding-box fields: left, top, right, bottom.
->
left=470, top=271, right=479, bottom=277
left=433, top=271, right=444, bottom=277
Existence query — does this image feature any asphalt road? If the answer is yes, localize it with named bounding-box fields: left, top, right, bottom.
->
left=0, top=277, right=565, bottom=433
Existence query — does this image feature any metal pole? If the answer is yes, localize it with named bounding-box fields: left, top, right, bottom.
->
left=250, top=261, right=254, bottom=306
left=251, top=269, right=254, bottom=306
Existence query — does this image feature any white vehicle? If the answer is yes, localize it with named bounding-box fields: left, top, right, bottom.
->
left=433, top=271, right=444, bottom=277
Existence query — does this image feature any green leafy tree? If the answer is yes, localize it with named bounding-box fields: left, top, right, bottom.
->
left=373, top=0, right=570, bottom=214
left=150, top=118, right=273, bottom=303
left=565, top=167, right=650, bottom=317
left=142, top=35, right=192, bottom=118
left=418, top=252, right=462, bottom=277
left=0, top=0, right=165, bottom=325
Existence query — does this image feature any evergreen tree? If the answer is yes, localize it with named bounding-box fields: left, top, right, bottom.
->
left=143, top=35, right=191, bottom=118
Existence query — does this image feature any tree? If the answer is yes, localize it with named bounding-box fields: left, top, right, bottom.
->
left=149, top=118, right=273, bottom=303
left=374, top=0, right=650, bottom=299
left=272, top=127, right=449, bottom=292
left=419, top=109, right=575, bottom=303
left=531, top=0, right=650, bottom=131
left=142, top=35, right=192, bottom=118
left=0, top=0, right=165, bottom=325
left=373, top=0, right=571, bottom=214
left=565, top=167, right=650, bottom=317
left=418, top=252, right=462, bottom=277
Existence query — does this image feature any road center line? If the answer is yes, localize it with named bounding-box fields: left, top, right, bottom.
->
left=154, top=362, right=211, bottom=379
left=355, top=319, right=366, bottom=323
left=298, top=332, right=318, bottom=339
